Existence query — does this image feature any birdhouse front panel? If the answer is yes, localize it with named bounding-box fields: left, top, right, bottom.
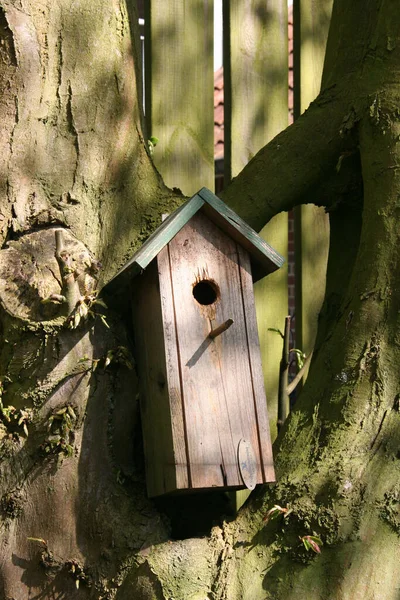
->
left=153, top=211, right=275, bottom=495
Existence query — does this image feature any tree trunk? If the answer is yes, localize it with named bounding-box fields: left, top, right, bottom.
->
left=0, top=0, right=399, bottom=599
left=0, top=1, right=181, bottom=598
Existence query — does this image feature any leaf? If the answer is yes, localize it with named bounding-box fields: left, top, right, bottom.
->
left=263, top=504, right=290, bottom=523
left=93, top=297, right=108, bottom=309
left=23, top=423, right=29, bottom=437
left=75, top=579, right=80, bottom=589
left=290, top=348, right=306, bottom=370
left=27, top=537, right=47, bottom=547
left=79, top=301, right=89, bottom=319
left=104, top=350, right=113, bottom=368
left=67, top=406, right=76, bottom=420
left=99, top=314, right=110, bottom=329
left=268, top=327, right=284, bottom=339
left=300, top=535, right=323, bottom=554
left=73, top=311, right=81, bottom=329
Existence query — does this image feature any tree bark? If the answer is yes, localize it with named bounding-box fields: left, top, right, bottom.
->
left=0, top=1, right=181, bottom=598
left=0, top=0, right=400, bottom=599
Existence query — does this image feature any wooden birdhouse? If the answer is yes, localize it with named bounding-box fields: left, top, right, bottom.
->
left=107, top=188, right=284, bottom=497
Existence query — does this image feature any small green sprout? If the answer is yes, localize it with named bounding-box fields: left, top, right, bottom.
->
left=148, top=136, right=159, bottom=156
left=290, top=348, right=307, bottom=370
left=0, top=401, right=16, bottom=423
left=0, top=397, right=33, bottom=436
left=300, top=534, right=323, bottom=554
left=263, top=504, right=293, bottom=524
left=17, top=408, right=33, bottom=436
left=66, top=293, right=108, bottom=330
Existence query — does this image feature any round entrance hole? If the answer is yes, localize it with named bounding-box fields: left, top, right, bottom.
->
left=192, top=279, right=219, bottom=306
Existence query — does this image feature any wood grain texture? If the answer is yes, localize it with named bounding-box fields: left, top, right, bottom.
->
left=168, top=212, right=265, bottom=490
left=223, top=0, right=288, bottom=180
left=157, top=246, right=190, bottom=491
left=146, top=0, right=214, bottom=195
left=237, top=245, right=275, bottom=482
left=131, top=261, right=177, bottom=497
left=199, top=187, right=284, bottom=279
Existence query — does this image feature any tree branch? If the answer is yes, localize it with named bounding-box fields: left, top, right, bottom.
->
left=54, top=229, right=81, bottom=315
left=221, top=86, right=358, bottom=231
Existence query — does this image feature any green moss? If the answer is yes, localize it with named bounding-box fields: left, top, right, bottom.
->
left=379, top=488, right=400, bottom=534
left=0, top=491, right=22, bottom=519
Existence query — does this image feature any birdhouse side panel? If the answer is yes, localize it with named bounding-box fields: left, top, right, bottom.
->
left=167, top=212, right=264, bottom=490
left=131, top=260, right=182, bottom=497
left=157, top=246, right=190, bottom=491
left=237, top=245, right=275, bottom=483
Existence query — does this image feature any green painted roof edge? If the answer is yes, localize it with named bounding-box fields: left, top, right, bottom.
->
left=198, top=188, right=284, bottom=270
left=106, top=188, right=284, bottom=291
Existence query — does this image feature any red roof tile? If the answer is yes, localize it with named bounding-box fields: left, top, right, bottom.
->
left=214, top=66, right=224, bottom=160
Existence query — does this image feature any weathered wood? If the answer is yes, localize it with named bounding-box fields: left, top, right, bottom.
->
left=223, top=0, right=289, bottom=181
left=198, top=188, right=284, bottom=279
left=167, top=212, right=268, bottom=490
left=109, top=193, right=205, bottom=288
left=107, top=189, right=284, bottom=293
left=294, top=0, right=332, bottom=379
left=209, top=318, right=234, bottom=339
left=146, top=0, right=214, bottom=195
left=237, top=245, right=275, bottom=483
left=157, top=246, right=189, bottom=491
left=131, top=261, right=177, bottom=497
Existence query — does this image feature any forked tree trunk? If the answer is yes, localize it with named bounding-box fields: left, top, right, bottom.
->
left=0, top=1, right=399, bottom=599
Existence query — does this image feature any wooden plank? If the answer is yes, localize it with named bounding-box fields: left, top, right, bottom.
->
left=223, top=0, right=289, bottom=509
left=107, top=194, right=205, bottom=291
left=223, top=0, right=289, bottom=182
left=131, top=261, right=177, bottom=497
left=223, top=0, right=288, bottom=438
left=199, top=188, right=284, bottom=278
left=294, top=0, right=332, bottom=379
left=168, top=212, right=264, bottom=490
left=157, top=246, right=189, bottom=491
left=146, top=0, right=214, bottom=195
left=237, top=245, right=275, bottom=482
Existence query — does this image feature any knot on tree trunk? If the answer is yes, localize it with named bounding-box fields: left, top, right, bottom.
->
left=0, top=227, right=100, bottom=322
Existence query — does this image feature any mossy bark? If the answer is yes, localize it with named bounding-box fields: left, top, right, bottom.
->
left=0, top=0, right=399, bottom=599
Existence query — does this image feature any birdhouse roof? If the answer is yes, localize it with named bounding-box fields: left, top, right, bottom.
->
left=108, top=187, right=284, bottom=289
